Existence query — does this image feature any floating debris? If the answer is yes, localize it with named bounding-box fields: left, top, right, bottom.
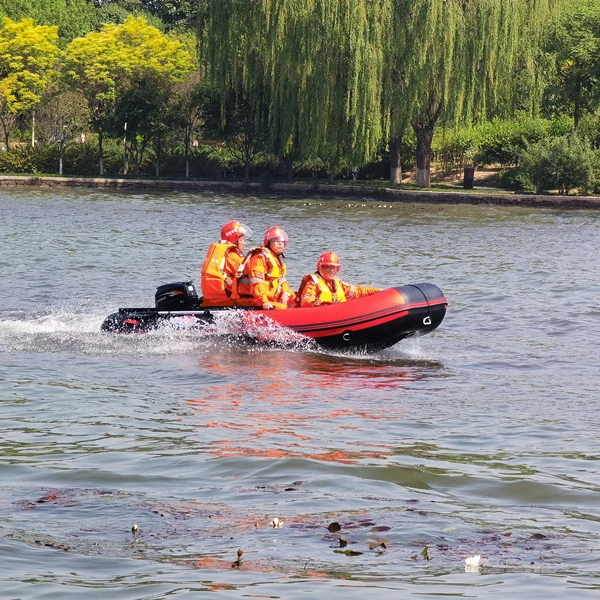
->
left=411, top=545, right=432, bottom=561
left=131, top=524, right=139, bottom=534
left=367, top=539, right=388, bottom=551
left=327, top=522, right=341, bottom=533
left=465, top=554, right=483, bottom=572
left=333, top=549, right=363, bottom=557
left=231, top=547, right=244, bottom=568
left=271, top=518, right=283, bottom=528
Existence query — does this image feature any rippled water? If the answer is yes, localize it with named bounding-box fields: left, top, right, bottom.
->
left=1, top=188, right=600, bottom=598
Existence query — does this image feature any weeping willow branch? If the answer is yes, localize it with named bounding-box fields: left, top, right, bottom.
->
left=198, top=0, right=560, bottom=183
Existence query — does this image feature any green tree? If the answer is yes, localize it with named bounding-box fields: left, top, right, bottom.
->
left=64, top=15, right=194, bottom=175
left=0, top=17, right=60, bottom=149
left=92, top=0, right=164, bottom=29
left=140, top=0, right=197, bottom=31
left=35, top=87, right=90, bottom=174
left=543, top=0, right=600, bottom=128
left=0, top=0, right=97, bottom=44
left=168, top=72, right=206, bottom=178
left=111, top=69, right=174, bottom=175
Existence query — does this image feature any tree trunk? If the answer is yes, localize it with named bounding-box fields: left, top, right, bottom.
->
left=98, top=129, right=104, bottom=176
left=59, top=140, right=65, bottom=176
left=1, top=120, right=8, bottom=150
left=184, top=141, right=190, bottom=178
left=414, top=123, right=433, bottom=188
left=285, top=155, right=294, bottom=181
left=155, top=134, right=161, bottom=177
left=123, top=135, right=129, bottom=175
left=183, top=125, right=191, bottom=178
left=244, top=162, right=250, bottom=182
left=412, top=91, right=441, bottom=188
left=413, top=111, right=438, bottom=187
left=389, top=136, right=402, bottom=185
left=0, top=113, right=15, bottom=150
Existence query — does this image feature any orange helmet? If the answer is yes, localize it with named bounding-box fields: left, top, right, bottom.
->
left=317, top=251, right=341, bottom=274
left=221, top=221, right=251, bottom=244
left=264, top=226, right=288, bottom=246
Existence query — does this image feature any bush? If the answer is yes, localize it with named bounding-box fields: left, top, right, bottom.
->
left=433, top=128, right=477, bottom=173
left=0, top=146, right=37, bottom=173
left=497, top=167, right=534, bottom=192
left=473, top=115, right=551, bottom=167
left=519, top=134, right=600, bottom=195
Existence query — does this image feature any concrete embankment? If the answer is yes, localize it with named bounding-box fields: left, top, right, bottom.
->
left=2, top=174, right=600, bottom=210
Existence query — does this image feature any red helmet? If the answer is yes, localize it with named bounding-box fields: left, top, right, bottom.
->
left=263, top=226, right=288, bottom=247
left=317, top=251, right=341, bottom=274
left=221, top=221, right=251, bottom=244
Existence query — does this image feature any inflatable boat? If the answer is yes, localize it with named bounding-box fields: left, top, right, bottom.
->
left=101, top=280, right=447, bottom=351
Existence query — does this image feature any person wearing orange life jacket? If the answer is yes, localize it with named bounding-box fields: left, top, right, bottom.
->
left=235, top=226, right=296, bottom=310
left=297, top=251, right=382, bottom=308
left=200, top=221, right=252, bottom=306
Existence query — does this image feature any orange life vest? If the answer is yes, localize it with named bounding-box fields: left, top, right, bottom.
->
left=234, top=247, right=289, bottom=302
left=200, top=242, right=243, bottom=303
left=297, top=272, right=347, bottom=305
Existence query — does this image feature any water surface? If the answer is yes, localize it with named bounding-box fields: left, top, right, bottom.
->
left=1, top=188, right=599, bottom=598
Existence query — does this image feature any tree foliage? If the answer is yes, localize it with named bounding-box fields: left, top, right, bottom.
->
left=385, top=0, right=558, bottom=186
left=199, top=0, right=389, bottom=168
left=0, top=0, right=97, bottom=45
left=140, top=0, right=197, bottom=31
left=64, top=15, right=195, bottom=173
left=543, top=0, right=600, bottom=127
left=0, top=17, right=60, bottom=147
left=200, top=0, right=560, bottom=187
left=520, top=133, right=600, bottom=194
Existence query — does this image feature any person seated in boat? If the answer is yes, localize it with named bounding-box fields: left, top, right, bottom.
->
left=297, top=251, right=382, bottom=307
left=200, top=220, right=252, bottom=306
left=234, top=226, right=296, bottom=310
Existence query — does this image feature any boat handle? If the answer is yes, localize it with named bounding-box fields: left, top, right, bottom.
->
left=342, top=332, right=352, bottom=342
left=423, top=316, right=432, bottom=325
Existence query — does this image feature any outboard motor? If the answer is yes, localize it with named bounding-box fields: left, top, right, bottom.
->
left=155, top=281, right=199, bottom=311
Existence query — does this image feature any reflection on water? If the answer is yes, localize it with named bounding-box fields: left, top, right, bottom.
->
left=186, top=350, right=425, bottom=463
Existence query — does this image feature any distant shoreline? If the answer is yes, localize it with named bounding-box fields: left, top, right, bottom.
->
left=2, top=174, right=599, bottom=210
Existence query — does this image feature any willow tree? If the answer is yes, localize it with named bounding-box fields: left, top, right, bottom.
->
left=198, top=0, right=390, bottom=177
left=200, top=0, right=559, bottom=185
left=385, top=0, right=560, bottom=187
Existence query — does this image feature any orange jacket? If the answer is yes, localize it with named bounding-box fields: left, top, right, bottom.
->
left=236, top=247, right=296, bottom=306
left=200, top=241, right=244, bottom=306
left=297, top=272, right=381, bottom=307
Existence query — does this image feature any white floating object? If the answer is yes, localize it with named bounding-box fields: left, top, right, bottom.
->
left=464, top=554, right=482, bottom=572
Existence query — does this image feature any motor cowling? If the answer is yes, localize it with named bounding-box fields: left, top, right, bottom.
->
left=155, top=281, right=199, bottom=311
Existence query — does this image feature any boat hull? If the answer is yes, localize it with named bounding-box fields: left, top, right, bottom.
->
left=101, top=282, right=447, bottom=351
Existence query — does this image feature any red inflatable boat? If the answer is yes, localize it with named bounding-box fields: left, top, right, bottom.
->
left=101, top=280, right=447, bottom=351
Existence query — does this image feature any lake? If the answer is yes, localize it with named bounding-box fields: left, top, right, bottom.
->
left=1, top=187, right=599, bottom=599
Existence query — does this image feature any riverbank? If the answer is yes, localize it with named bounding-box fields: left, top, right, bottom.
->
left=2, top=174, right=600, bottom=210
